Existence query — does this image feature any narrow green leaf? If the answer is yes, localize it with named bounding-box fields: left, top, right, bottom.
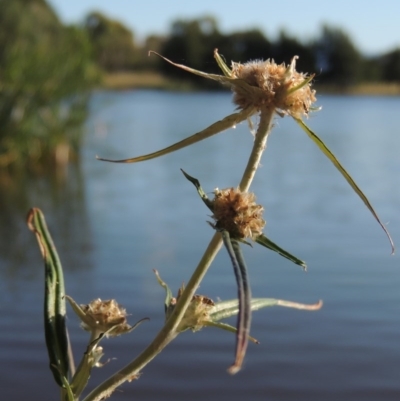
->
left=210, top=298, right=322, bottom=320
left=255, top=234, right=307, bottom=270
left=210, top=298, right=280, bottom=321
left=27, top=208, right=70, bottom=387
left=97, top=108, right=252, bottom=163
left=221, top=231, right=251, bottom=375
left=180, top=169, right=214, bottom=211
left=153, top=269, right=174, bottom=317
left=214, top=49, right=233, bottom=77
left=296, top=119, right=394, bottom=254
left=229, top=238, right=252, bottom=375
left=70, top=334, right=105, bottom=398
left=149, top=51, right=263, bottom=103
left=287, top=74, right=315, bottom=95
left=60, top=375, right=75, bottom=401
left=149, top=50, right=234, bottom=84
left=276, top=299, right=323, bottom=310
left=203, top=321, right=259, bottom=344
left=65, top=295, right=88, bottom=322
left=128, top=317, right=150, bottom=333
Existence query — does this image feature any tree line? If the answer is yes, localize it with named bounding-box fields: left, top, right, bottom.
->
left=87, top=14, right=400, bottom=87
left=1, top=0, right=399, bottom=172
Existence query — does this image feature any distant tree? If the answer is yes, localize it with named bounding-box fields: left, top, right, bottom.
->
left=272, top=30, right=316, bottom=73
left=380, top=48, right=400, bottom=82
left=313, top=25, right=363, bottom=86
left=221, top=29, right=272, bottom=63
left=361, top=57, right=383, bottom=82
left=139, top=34, right=166, bottom=70
left=160, top=16, right=224, bottom=87
left=84, top=12, right=138, bottom=71
left=0, top=0, right=98, bottom=171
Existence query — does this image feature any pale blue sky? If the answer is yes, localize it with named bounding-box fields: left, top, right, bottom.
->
left=48, top=0, right=400, bottom=56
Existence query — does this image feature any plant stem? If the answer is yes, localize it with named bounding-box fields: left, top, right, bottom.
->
left=82, top=106, right=275, bottom=401
left=238, top=107, right=275, bottom=192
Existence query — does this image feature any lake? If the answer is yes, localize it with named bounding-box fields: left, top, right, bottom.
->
left=1, top=90, right=399, bottom=401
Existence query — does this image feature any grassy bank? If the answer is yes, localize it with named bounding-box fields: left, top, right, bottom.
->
left=102, top=71, right=194, bottom=91
left=315, top=82, right=400, bottom=96
left=103, top=71, right=400, bottom=95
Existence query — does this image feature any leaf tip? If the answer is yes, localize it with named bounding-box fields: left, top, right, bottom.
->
left=227, top=363, right=242, bottom=375
left=26, top=207, right=37, bottom=231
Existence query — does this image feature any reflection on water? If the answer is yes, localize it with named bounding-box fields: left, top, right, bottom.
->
left=0, top=161, right=93, bottom=279
left=1, top=91, right=400, bottom=401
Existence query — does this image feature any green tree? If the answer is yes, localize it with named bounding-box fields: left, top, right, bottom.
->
left=139, top=34, right=165, bottom=70
left=0, top=0, right=98, bottom=171
left=160, top=16, right=224, bottom=87
left=221, top=29, right=272, bottom=63
left=84, top=12, right=138, bottom=72
left=380, top=48, right=400, bottom=82
left=313, top=25, right=363, bottom=86
left=273, top=30, right=316, bottom=73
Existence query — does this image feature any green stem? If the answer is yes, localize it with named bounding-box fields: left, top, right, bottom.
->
left=82, top=106, right=275, bottom=401
left=238, top=107, right=275, bottom=192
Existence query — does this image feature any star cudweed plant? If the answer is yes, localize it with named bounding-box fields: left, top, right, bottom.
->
left=181, top=169, right=307, bottom=373
left=28, top=49, right=394, bottom=401
left=98, top=49, right=393, bottom=254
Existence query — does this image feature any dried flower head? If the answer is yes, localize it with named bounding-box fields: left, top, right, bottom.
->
left=80, top=298, right=132, bottom=338
left=177, top=294, right=216, bottom=332
left=211, top=187, right=265, bottom=240
left=230, top=56, right=317, bottom=118
left=155, top=270, right=217, bottom=333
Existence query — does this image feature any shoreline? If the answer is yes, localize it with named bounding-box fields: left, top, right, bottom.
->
left=102, top=71, right=400, bottom=96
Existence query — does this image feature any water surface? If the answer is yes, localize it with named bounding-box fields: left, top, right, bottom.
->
left=1, top=91, right=399, bottom=401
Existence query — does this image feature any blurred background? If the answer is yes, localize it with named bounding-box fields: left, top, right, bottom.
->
left=0, top=1, right=399, bottom=400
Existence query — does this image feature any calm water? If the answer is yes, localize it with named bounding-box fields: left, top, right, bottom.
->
left=1, top=91, right=399, bottom=401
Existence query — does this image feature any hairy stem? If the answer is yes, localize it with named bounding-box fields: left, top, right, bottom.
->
left=82, top=107, right=275, bottom=401
left=238, top=107, right=275, bottom=192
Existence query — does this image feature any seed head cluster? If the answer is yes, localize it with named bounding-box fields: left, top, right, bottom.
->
left=230, top=56, right=316, bottom=119
left=81, top=298, right=131, bottom=337
left=178, top=294, right=215, bottom=332
left=211, top=188, right=265, bottom=240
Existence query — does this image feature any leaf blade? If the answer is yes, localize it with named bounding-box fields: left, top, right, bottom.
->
left=27, top=208, right=70, bottom=387
left=97, top=108, right=253, bottom=163
left=180, top=169, right=214, bottom=210
left=255, top=234, right=307, bottom=270
left=296, top=119, right=394, bottom=254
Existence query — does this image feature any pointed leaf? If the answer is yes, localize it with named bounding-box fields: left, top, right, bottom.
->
left=150, top=51, right=263, bottom=102
left=287, top=73, right=315, bottom=95
left=97, top=108, right=253, bottom=163
left=220, top=231, right=251, bottom=375
left=70, top=334, right=105, bottom=398
left=210, top=298, right=280, bottom=321
left=60, top=375, right=75, bottom=401
left=127, top=317, right=150, bottom=333
left=154, top=270, right=174, bottom=317
left=181, top=169, right=214, bottom=210
left=150, top=51, right=234, bottom=84
left=296, top=119, right=394, bottom=254
left=27, top=208, right=70, bottom=387
left=214, top=49, right=233, bottom=77
left=255, top=234, right=307, bottom=270
left=229, top=238, right=252, bottom=374
left=203, top=321, right=259, bottom=344
left=276, top=299, right=323, bottom=310
left=65, top=295, right=89, bottom=323
left=210, top=298, right=322, bottom=320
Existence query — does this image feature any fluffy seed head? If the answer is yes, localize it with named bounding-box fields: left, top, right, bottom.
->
left=177, top=294, right=215, bottom=332
left=230, top=56, right=316, bottom=118
left=80, top=298, right=131, bottom=337
left=211, top=188, right=265, bottom=240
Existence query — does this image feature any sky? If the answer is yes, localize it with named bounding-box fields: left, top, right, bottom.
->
left=48, top=0, right=400, bottom=56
